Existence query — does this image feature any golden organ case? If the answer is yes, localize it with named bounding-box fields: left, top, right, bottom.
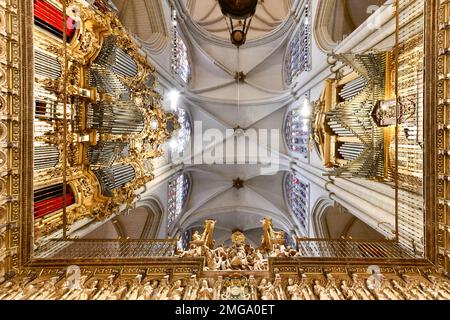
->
left=31, top=0, right=179, bottom=240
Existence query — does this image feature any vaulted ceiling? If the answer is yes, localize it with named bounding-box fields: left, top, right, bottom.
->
left=111, top=0, right=169, bottom=53
left=105, top=0, right=309, bottom=242
left=86, top=0, right=395, bottom=244
left=157, top=0, right=301, bottom=240
left=185, top=0, right=292, bottom=41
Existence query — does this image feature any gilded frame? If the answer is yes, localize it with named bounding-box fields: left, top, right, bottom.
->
left=0, top=0, right=446, bottom=277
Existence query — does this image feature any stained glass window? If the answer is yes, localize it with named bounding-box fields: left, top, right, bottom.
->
left=168, top=173, right=190, bottom=228
left=285, top=172, right=309, bottom=231
left=178, top=230, right=191, bottom=251
left=285, top=109, right=309, bottom=157
left=171, top=108, right=192, bottom=155
left=171, top=8, right=191, bottom=84
left=284, top=2, right=311, bottom=85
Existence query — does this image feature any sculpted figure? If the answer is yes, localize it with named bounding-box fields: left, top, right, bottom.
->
left=248, top=275, right=258, bottom=300
left=260, top=218, right=275, bottom=252
left=380, top=279, right=403, bottom=300
left=180, top=244, right=198, bottom=258
left=258, top=279, right=275, bottom=300
left=154, top=276, right=170, bottom=300
left=341, top=280, right=359, bottom=300
left=299, top=275, right=315, bottom=300
left=125, top=275, right=143, bottom=300
left=168, top=280, right=184, bottom=300
left=213, top=276, right=223, bottom=300
left=197, top=280, right=213, bottom=300
left=273, top=274, right=287, bottom=300
left=201, top=220, right=216, bottom=249
left=77, top=278, right=100, bottom=300
left=402, top=275, right=430, bottom=300
left=313, top=280, right=331, bottom=300
left=287, top=278, right=301, bottom=300
left=0, top=280, right=23, bottom=300
left=325, top=274, right=344, bottom=300
left=27, top=277, right=61, bottom=300
left=425, top=276, right=450, bottom=300
left=192, top=231, right=201, bottom=242
left=137, top=280, right=159, bottom=300
left=253, top=250, right=268, bottom=271
left=183, top=275, right=199, bottom=300
left=61, top=275, right=90, bottom=300
left=391, top=279, right=412, bottom=300
left=92, top=275, right=116, bottom=300
left=107, top=280, right=129, bottom=300
left=351, top=274, right=374, bottom=300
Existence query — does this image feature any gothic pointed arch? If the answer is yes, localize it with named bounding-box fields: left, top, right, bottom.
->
left=311, top=197, right=384, bottom=240
left=314, top=0, right=385, bottom=53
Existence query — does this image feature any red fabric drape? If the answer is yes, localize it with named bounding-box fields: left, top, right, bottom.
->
left=34, top=0, right=76, bottom=38
left=34, top=193, right=74, bottom=219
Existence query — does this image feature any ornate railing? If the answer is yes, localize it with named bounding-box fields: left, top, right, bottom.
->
left=295, top=238, right=415, bottom=260
left=34, top=239, right=177, bottom=259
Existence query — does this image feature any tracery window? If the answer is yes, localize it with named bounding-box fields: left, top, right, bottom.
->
left=284, top=1, right=311, bottom=85
left=167, top=173, right=190, bottom=228
left=171, top=8, right=191, bottom=84
left=178, top=230, right=191, bottom=251
left=285, top=172, right=309, bottom=231
left=284, top=108, right=309, bottom=157
left=171, top=108, right=192, bottom=155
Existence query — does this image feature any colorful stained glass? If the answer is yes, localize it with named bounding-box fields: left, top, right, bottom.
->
left=168, top=173, right=190, bottom=228
left=285, top=109, right=309, bottom=157
left=285, top=172, right=309, bottom=231
left=284, top=2, right=311, bottom=85
left=171, top=8, right=191, bottom=84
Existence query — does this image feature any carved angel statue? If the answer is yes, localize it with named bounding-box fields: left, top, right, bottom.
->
left=190, top=220, right=216, bottom=249
left=260, top=218, right=276, bottom=253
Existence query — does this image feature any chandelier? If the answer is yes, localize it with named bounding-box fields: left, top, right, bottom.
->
left=218, top=0, right=258, bottom=47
